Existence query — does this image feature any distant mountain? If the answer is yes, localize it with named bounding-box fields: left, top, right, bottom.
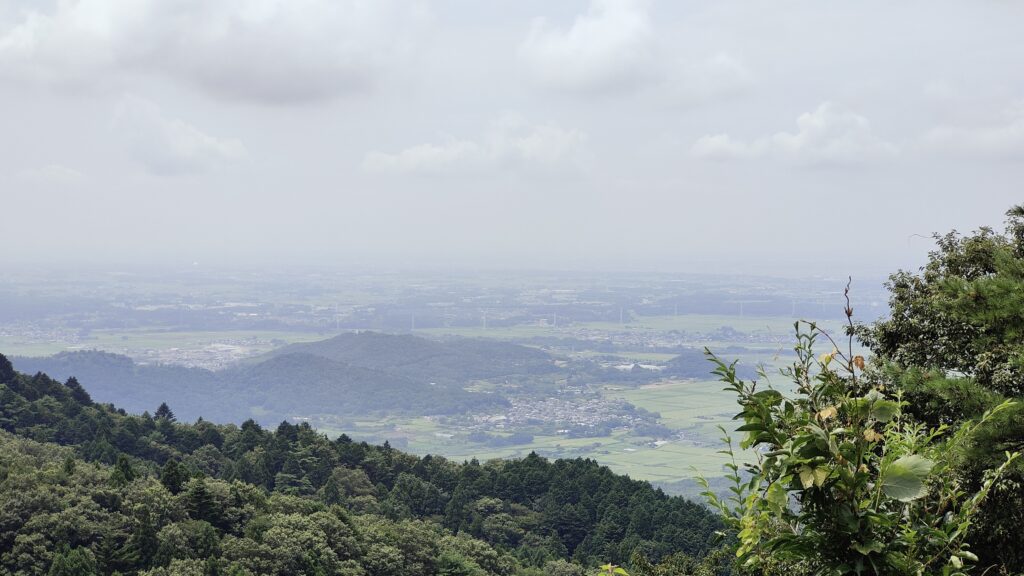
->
left=11, top=350, right=225, bottom=418
left=223, top=351, right=507, bottom=417
left=663, top=347, right=758, bottom=380
left=268, top=331, right=556, bottom=382
left=10, top=332, right=550, bottom=423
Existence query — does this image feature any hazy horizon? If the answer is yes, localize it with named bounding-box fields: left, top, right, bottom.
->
left=0, top=255, right=903, bottom=283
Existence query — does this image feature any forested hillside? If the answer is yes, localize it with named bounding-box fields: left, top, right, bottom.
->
left=0, top=352, right=719, bottom=575
left=11, top=333, right=552, bottom=422
left=266, top=332, right=557, bottom=382
left=10, top=350, right=225, bottom=420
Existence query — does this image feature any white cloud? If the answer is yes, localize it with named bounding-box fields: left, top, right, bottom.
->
left=0, top=0, right=423, bottom=103
left=518, top=0, right=656, bottom=93
left=363, top=114, right=587, bottom=175
left=114, top=95, right=247, bottom=175
left=669, top=52, right=754, bottom=104
left=692, top=102, right=899, bottom=166
left=364, top=139, right=488, bottom=174
left=690, top=134, right=757, bottom=161
left=923, top=103, right=1024, bottom=160
left=517, top=0, right=752, bottom=103
left=18, top=164, right=88, bottom=185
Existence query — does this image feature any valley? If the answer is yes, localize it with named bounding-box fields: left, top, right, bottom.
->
left=3, top=270, right=865, bottom=493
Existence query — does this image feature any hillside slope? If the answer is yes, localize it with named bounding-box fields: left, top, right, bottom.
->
left=225, top=351, right=508, bottom=416
left=12, top=332, right=547, bottom=422
left=269, top=332, right=557, bottom=381
left=0, top=351, right=720, bottom=574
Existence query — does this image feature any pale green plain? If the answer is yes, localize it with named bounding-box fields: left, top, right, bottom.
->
left=0, top=329, right=327, bottom=358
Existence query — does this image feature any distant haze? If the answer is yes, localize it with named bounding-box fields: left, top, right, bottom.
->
left=2, top=0, right=1023, bottom=275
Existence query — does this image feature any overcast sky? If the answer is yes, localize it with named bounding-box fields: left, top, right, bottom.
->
left=2, top=0, right=1023, bottom=275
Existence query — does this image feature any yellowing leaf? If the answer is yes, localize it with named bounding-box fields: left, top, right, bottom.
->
left=799, top=466, right=815, bottom=489
left=863, top=428, right=884, bottom=443
left=816, top=406, right=838, bottom=422
left=813, top=467, right=829, bottom=487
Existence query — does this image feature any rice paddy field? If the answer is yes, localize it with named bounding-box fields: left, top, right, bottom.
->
left=321, top=411, right=740, bottom=483
left=320, top=367, right=797, bottom=484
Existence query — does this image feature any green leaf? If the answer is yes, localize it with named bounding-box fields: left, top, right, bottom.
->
left=881, top=455, right=935, bottom=502
left=766, top=482, right=788, bottom=509
left=870, top=399, right=899, bottom=423
left=752, top=389, right=783, bottom=401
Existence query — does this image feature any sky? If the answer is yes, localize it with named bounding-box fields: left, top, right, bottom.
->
left=2, top=0, right=1023, bottom=276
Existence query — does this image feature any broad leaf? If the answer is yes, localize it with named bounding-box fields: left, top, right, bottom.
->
left=870, top=399, right=899, bottom=423
left=766, top=481, right=788, bottom=509
left=881, top=455, right=934, bottom=502
left=799, top=467, right=815, bottom=489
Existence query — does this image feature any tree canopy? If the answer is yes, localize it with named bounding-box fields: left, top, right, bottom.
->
left=0, top=353, right=719, bottom=575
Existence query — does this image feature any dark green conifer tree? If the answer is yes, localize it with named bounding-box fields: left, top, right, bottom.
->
left=47, top=546, right=98, bottom=576
left=110, top=454, right=136, bottom=486
left=64, top=377, right=92, bottom=405
left=155, top=402, right=176, bottom=422
left=121, top=507, right=159, bottom=569
left=62, top=454, right=76, bottom=476
left=0, top=352, right=15, bottom=384
left=858, top=205, right=1024, bottom=569
left=187, top=480, right=220, bottom=527
left=161, top=459, right=188, bottom=494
